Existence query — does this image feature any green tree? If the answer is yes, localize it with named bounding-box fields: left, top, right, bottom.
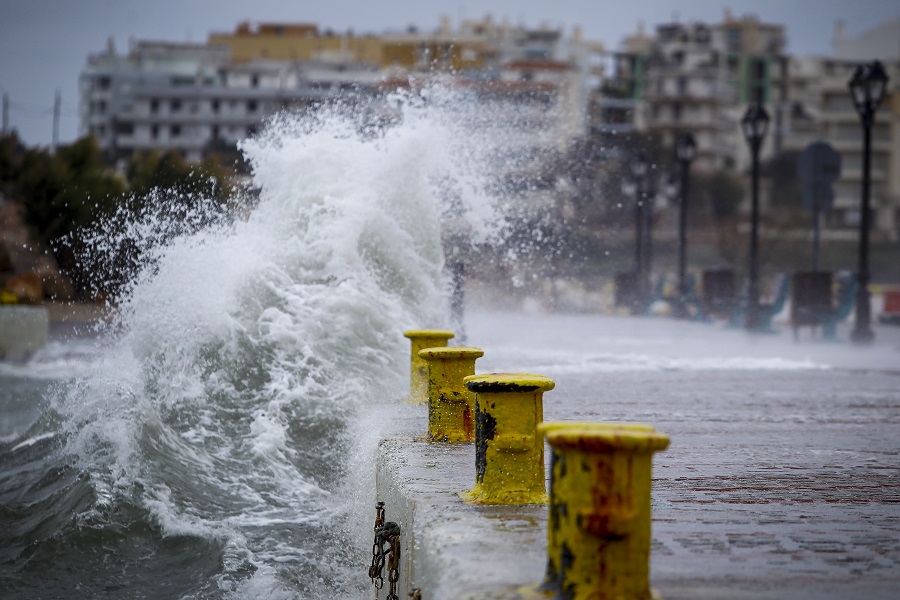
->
left=13, top=137, right=126, bottom=297
left=8, top=137, right=241, bottom=300
left=17, top=137, right=125, bottom=245
left=763, top=151, right=807, bottom=226
left=696, top=169, right=745, bottom=223
left=0, top=132, right=26, bottom=195
left=126, top=150, right=233, bottom=202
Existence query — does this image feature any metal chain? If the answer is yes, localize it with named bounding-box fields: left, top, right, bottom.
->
left=368, top=502, right=401, bottom=598
left=386, top=532, right=401, bottom=600
left=369, top=502, right=388, bottom=589
left=369, top=539, right=386, bottom=590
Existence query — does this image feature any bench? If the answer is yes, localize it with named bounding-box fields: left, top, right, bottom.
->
left=821, top=273, right=857, bottom=340
left=728, top=274, right=790, bottom=332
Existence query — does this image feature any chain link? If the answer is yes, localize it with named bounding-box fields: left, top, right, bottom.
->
left=386, top=532, right=401, bottom=600
left=369, top=502, right=388, bottom=589
left=368, top=502, right=401, bottom=598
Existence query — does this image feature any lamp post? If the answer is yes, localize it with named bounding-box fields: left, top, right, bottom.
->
left=631, top=152, right=649, bottom=311
left=741, top=104, right=770, bottom=331
left=848, top=60, right=888, bottom=344
left=675, top=133, right=697, bottom=318
left=618, top=175, right=640, bottom=313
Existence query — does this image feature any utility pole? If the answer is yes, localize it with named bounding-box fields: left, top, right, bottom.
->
left=51, top=89, right=61, bottom=154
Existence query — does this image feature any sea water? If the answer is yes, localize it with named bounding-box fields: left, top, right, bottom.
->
left=0, top=88, right=524, bottom=599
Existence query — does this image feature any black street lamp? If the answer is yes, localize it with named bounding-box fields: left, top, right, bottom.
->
left=741, top=104, right=770, bottom=331
left=675, top=132, right=697, bottom=318
left=619, top=175, right=639, bottom=312
left=848, top=60, right=889, bottom=344
left=631, top=152, right=649, bottom=310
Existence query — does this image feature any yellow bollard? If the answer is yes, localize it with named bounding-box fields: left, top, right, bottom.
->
left=535, top=422, right=657, bottom=595
left=418, top=346, right=484, bottom=442
left=543, top=426, right=670, bottom=600
left=459, top=372, right=554, bottom=505
left=403, top=329, right=454, bottom=404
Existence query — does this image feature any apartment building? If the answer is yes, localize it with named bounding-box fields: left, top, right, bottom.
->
left=782, top=18, right=900, bottom=236
left=594, top=12, right=787, bottom=172
left=79, top=38, right=375, bottom=166
left=594, top=13, right=900, bottom=237
left=80, top=18, right=604, bottom=168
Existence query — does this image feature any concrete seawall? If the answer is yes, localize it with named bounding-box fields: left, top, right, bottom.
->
left=376, top=435, right=546, bottom=600
left=372, top=311, right=900, bottom=600
left=0, top=305, right=48, bottom=360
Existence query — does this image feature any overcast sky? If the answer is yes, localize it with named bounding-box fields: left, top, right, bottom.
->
left=1, top=0, right=897, bottom=148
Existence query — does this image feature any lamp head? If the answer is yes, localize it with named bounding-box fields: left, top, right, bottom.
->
left=675, top=132, right=697, bottom=163
left=848, top=60, right=889, bottom=117
left=631, top=151, right=649, bottom=178
left=741, top=104, right=770, bottom=145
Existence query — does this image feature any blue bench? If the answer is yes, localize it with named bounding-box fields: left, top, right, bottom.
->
left=790, top=271, right=857, bottom=340
left=756, top=274, right=791, bottom=332
left=727, top=274, right=790, bottom=332
left=821, top=273, right=857, bottom=340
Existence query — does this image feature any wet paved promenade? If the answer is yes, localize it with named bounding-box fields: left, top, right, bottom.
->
left=459, top=311, right=900, bottom=599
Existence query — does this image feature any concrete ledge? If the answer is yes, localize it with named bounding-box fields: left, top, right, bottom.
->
left=0, top=305, right=48, bottom=360
left=375, top=436, right=547, bottom=600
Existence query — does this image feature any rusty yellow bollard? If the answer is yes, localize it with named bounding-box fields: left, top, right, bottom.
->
left=418, top=346, right=484, bottom=442
left=403, top=329, right=454, bottom=404
left=543, top=426, right=669, bottom=600
left=535, top=422, right=657, bottom=594
left=459, top=372, right=554, bottom=505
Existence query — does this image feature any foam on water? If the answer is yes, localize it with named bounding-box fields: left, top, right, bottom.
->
left=0, top=338, right=104, bottom=380
left=2, top=87, right=528, bottom=599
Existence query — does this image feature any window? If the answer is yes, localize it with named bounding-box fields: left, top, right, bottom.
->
left=211, top=99, right=220, bottom=114
left=151, top=125, right=159, bottom=140
left=725, top=28, right=741, bottom=52
left=247, top=100, right=258, bottom=113
left=171, top=99, right=182, bottom=112
left=748, top=58, right=768, bottom=104
left=150, top=99, right=159, bottom=114
left=171, top=124, right=181, bottom=137
left=695, top=25, right=710, bottom=44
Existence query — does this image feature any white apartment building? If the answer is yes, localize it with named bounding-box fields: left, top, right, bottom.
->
left=79, top=19, right=604, bottom=169
left=595, top=13, right=900, bottom=237
left=595, top=13, right=787, bottom=172
left=80, top=39, right=373, bottom=167
left=781, top=19, right=900, bottom=237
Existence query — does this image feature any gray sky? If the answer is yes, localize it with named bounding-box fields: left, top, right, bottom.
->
left=1, top=0, right=897, bottom=148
